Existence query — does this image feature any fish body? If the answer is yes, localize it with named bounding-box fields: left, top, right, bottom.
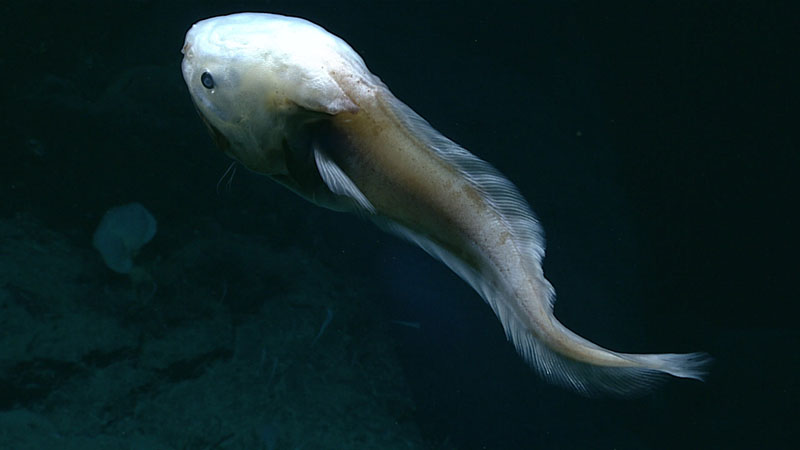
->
left=181, top=13, right=709, bottom=395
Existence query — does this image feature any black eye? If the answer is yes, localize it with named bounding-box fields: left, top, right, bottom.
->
left=201, top=71, right=215, bottom=89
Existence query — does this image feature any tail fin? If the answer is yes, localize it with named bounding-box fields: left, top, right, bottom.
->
left=626, top=352, right=712, bottom=381
left=514, top=321, right=712, bottom=396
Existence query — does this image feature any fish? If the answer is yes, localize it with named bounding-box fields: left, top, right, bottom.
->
left=181, top=12, right=710, bottom=396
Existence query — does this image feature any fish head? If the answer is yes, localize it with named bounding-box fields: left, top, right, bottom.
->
left=181, top=13, right=367, bottom=175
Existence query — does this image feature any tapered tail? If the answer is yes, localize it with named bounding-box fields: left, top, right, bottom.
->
left=375, top=91, right=712, bottom=396
left=510, top=317, right=712, bottom=397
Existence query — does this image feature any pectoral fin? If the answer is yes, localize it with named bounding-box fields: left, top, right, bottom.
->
left=313, top=146, right=375, bottom=213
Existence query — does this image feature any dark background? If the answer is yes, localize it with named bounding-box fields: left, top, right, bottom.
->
left=2, top=1, right=796, bottom=448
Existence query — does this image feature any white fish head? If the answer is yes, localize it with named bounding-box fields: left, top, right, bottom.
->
left=181, top=13, right=367, bottom=175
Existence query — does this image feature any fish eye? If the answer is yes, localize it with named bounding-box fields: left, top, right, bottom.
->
left=201, top=71, right=215, bottom=89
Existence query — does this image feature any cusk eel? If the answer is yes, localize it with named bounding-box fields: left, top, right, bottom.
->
left=181, top=12, right=709, bottom=395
